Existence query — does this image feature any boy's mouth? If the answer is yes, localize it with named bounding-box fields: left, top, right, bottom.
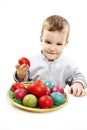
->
left=46, top=51, right=56, bottom=55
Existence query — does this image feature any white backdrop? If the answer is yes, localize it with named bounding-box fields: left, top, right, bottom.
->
left=0, top=0, right=87, bottom=130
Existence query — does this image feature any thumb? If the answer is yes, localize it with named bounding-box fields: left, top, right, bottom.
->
left=68, top=87, right=72, bottom=94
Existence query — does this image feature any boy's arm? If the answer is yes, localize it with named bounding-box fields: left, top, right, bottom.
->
left=66, top=68, right=87, bottom=96
left=66, top=68, right=87, bottom=89
left=13, top=70, right=30, bottom=82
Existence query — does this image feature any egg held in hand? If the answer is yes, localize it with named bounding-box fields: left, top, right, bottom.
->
left=18, top=57, right=30, bottom=66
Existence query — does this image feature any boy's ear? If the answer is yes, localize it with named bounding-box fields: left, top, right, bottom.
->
left=40, top=36, right=42, bottom=42
left=65, top=40, right=69, bottom=45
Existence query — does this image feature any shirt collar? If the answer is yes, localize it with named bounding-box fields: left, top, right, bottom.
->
left=40, top=50, right=61, bottom=63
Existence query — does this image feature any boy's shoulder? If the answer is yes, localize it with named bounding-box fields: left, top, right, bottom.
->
left=58, top=54, right=76, bottom=67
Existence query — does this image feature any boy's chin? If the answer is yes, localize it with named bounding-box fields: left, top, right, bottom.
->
left=47, top=57, right=57, bottom=61
left=45, top=54, right=59, bottom=61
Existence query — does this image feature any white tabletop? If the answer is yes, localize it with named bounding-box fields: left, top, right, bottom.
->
left=0, top=84, right=87, bottom=130
left=0, top=1, right=87, bottom=130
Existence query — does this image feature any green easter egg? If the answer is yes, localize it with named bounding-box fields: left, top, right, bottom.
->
left=23, top=94, right=37, bottom=108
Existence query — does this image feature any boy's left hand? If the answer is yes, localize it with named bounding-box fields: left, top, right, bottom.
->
left=68, top=83, right=86, bottom=97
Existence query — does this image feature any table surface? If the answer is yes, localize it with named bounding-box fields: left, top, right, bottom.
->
left=0, top=85, right=87, bottom=130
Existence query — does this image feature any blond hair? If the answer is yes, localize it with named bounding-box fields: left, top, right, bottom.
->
left=41, top=15, right=70, bottom=39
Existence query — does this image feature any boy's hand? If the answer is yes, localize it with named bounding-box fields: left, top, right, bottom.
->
left=68, top=83, right=86, bottom=97
left=16, top=64, right=29, bottom=81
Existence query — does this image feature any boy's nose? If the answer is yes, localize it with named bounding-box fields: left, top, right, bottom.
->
left=49, top=45, right=56, bottom=51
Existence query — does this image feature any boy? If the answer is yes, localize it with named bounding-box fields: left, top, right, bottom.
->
left=14, top=15, right=87, bottom=97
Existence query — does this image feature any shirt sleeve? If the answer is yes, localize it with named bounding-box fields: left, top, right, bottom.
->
left=66, top=68, right=87, bottom=89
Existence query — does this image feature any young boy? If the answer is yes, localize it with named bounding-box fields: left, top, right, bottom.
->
left=14, top=15, right=87, bottom=97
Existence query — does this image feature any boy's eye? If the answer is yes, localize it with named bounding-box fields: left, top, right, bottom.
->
left=45, top=41, right=51, bottom=44
left=57, top=43, right=63, bottom=46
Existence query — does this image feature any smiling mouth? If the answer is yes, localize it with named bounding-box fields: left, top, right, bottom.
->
left=47, top=52, right=56, bottom=54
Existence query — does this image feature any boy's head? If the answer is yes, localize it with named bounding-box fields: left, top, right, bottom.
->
left=40, top=15, right=70, bottom=62
left=41, top=15, right=70, bottom=39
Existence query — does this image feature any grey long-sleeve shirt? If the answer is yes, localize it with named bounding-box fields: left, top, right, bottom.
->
left=14, top=52, right=87, bottom=88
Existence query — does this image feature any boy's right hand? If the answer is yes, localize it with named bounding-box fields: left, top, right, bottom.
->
left=15, top=64, right=29, bottom=81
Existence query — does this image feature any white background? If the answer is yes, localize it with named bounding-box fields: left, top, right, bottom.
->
left=0, top=0, right=87, bottom=130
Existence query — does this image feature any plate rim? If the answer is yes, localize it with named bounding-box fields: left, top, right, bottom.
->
left=7, top=89, right=69, bottom=113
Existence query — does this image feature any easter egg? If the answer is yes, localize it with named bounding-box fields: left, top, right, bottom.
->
left=44, top=81, right=55, bottom=89
left=50, top=92, right=66, bottom=105
left=23, top=94, right=37, bottom=107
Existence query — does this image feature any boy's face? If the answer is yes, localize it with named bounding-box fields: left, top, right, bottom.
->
left=40, top=30, right=68, bottom=61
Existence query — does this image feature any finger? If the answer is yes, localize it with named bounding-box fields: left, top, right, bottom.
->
left=68, top=87, right=72, bottom=94
left=68, top=87, right=75, bottom=94
left=75, top=87, right=82, bottom=97
left=15, top=64, right=20, bottom=69
left=22, top=66, right=29, bottom=73
left=18, top=65, right=29, bottom=75
left=72, top=89, right=78, bottom=96
left=17, top=64, right=27, bottom=71
left=80, top=89, right=86, bottom=96
left=73, top=88, right=85, bottom=97
left=69, top=87, right=78, bottom=96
